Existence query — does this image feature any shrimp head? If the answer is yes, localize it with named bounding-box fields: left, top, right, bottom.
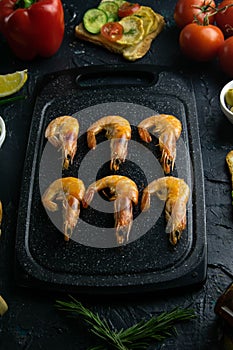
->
left=114, top=196, right=133, bottom=244
left=110, top=137, right=129, bottom=171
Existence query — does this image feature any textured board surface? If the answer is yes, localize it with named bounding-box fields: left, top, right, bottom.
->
left=15, top=65, right=206, bottom=293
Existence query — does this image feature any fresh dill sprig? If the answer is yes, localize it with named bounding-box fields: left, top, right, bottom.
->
left=0, top=95, right=26, bottom=105
left=55, top=296, right=196, bottom=350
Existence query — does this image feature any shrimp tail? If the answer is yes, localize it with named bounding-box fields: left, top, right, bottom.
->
left=141, top=189, right=151, bottom=212
left=42, top=190, right=59, bottom=212
left=87, top=131, right=97, bottom=149
left=82, top=187, right=96, bottom=208
left=46, top=135, right=60, bottom=148
left=138, top=127, right=152, bottom=143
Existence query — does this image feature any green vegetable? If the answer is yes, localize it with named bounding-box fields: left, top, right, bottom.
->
left=225, top=89, right=233, bottom=107
left=100, top=0, right=126, bottom=7
left=124, top=29, right=137, bottom=35
left=56, top=296, right=196, bottom=350
left=83, top=8, right=108, bottom=34
left=98, top=1, right=119, bottom=22
left=0, top=95, right=26, bottom=105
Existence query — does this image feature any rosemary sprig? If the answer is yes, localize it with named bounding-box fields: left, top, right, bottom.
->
left=0, top=95, right=26, bottom=105
left=55, top=296, right=196, bottom=350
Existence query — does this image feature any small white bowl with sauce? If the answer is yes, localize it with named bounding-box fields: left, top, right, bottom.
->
left=220, top=80, right=233, bottom=124
left=0, top=116, right=6, bottom=148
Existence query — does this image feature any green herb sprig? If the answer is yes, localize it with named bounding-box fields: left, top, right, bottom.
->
left=0, top=95, right=26, bottom=105
left=55, top=296, right=196, bottom=350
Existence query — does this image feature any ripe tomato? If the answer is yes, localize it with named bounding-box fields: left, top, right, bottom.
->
left=215, top=0, right=233, bottom=37
left=101, top=22, right=123, bottom=42
left=218, top=37, right=233, bottom=77
left=179, top=23, right=224, bottom=61
left=118, top=2, right=140, bottom=18
left=174, top=0, right=216, bottom=28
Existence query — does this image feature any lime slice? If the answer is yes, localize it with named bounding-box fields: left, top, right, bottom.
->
left=117, top=16, right=144, bottom=45
left=0, top=70, right=28, bottom=98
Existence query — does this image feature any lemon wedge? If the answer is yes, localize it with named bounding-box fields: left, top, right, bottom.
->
left=117, top=16, right=144, bottom=46
left=0, top=295, right=8, bottom=316
left=0, top=70, right=28, bottom=98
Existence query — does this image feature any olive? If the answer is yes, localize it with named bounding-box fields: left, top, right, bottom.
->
left=225, top=88, right=233, bottom=107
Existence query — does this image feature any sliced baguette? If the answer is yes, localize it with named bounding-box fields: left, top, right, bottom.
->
left=75, top=11, right=165, bottom=61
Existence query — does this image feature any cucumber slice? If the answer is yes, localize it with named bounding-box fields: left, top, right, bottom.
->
left=83, top=8, right=108, bottom=34
left=98, top=1, right=119, bottom=22
left=100, top=0, right=126, bottom=7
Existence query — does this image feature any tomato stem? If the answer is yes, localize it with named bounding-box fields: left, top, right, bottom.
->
left=193, top=1, right=233, bottom=17
left=15, top=0, right=37, bottom=9
left=191, top=0, right=215, bottom=25
left=191, top=0, right=215, bottom=12
left=192, top=1, right=233, bottom=25
left=216, top=3, right=233, bottom=14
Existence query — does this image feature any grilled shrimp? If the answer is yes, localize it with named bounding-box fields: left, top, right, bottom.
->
left=83, top=175, right=138, bottom=245
left=138, top=114, right=182, bottom=173
left=141, top=176, right=190, bottom=245
left=45, top=116, right=79, bottom=169
left=87, top=116, right=131, bottom=171
left=42, top=177, right=85, bottom=241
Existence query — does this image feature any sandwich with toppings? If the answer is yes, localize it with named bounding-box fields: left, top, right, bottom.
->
left=75, top=1, right=165, bottom=61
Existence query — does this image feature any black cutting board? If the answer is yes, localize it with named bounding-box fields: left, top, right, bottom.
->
left=15, top=65, right=207, bottom=294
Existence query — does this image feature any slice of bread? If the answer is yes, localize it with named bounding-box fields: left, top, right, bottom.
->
left=75, top=10, right=165, bottom=61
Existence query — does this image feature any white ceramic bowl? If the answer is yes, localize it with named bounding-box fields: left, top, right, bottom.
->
left=0, top=116, right=6, bottom=148
left=220, top=80, right=233, bottom=124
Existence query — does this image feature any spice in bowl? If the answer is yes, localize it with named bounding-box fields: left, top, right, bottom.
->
left=225, top=89, right=233, bottom=113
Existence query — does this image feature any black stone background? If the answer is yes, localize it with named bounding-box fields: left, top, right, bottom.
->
left=0, top=0, right=233, bottom=349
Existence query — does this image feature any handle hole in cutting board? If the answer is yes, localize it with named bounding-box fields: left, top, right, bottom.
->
left=76, top=70, right=158, bottom=88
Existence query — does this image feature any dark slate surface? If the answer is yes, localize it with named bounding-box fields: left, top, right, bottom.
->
left=0, top=0, right=232, bottom=349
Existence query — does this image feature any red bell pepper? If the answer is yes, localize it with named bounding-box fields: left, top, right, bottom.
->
left=0, top=0, right=65, bottom=60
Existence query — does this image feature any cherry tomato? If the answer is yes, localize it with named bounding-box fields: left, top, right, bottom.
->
left=118, top=2, right=140, bottom=18
left=215, top=0, right=233, bottom=37
left=174, top=0, right=216, bottom=28
left=179, top=23, right=224, bottom=61
left=101, top=22, right=123, bottom=42
left=218, top=37, right=233, bottom=77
